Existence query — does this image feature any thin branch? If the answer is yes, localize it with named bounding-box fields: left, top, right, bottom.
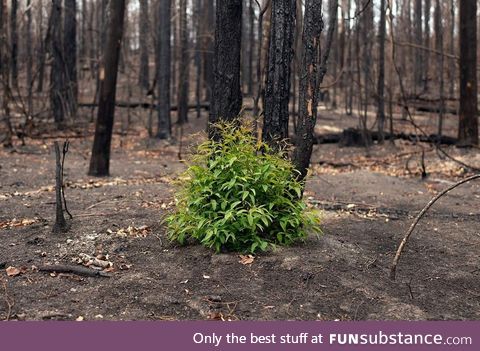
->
left=390, top=174, right=480, bottom=280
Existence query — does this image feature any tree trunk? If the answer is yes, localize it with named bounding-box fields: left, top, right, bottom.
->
left=458, top=0, right=478, bottom=146
left=262, top=0, right=296, bottom=146
left=0, top=0, right=13, bottom=147
left=414, top=0, right=423, bottom=93
left=376, top=0, right=386, bottom=143
left=26, top=0, right=33, bottom=116
left=64, top=0, right=78, bottom=118
left=156, top=0, right=172, bottom=139
left=434, top=0, right=444, bottom=137
left=138, top=0, right=149, bottom=90
left=194, top=0, right=202, bottom=118
left=50, top=0, right=66, bottom=128
left=247, top=0, right=254, bottom=96
left=177, top=0, right=189, bottom=124
left=292, top=0, right=323, bottom=181
left=423, top=0, right=431, bottom=92
left=9, top=0, right=18, bottom=87
left=208, top=0, right=243, bottom=136
left=88, top=0, right=126, bottom=176
left=202, top=0, right=214, bottom=102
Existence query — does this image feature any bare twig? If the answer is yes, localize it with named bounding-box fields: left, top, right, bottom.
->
left=2, top=279, right=14, bottom=321
left=390, top=174, right=480, bottom=280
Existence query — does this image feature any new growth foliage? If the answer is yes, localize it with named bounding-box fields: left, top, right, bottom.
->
left=167, top=123, right=321, bottom=253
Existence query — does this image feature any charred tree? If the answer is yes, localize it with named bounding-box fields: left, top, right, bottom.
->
left=64, top=0, right=78, bottom=118
left=177, top=0, right=189, bottom=124
left=458, top=0, right=478, bottom=146
left=262, top=0, right=296, bottom=146
left=292, top=0, right=323, bottom=181
left=10, top=0, right=18, bottom=87
left=423, top=0, right=431, bottom=92
left=26, top=0, right=33, bottom=115
left=156, top=0, right=172, bottom=139
left=208, top=0, right=242, bottom=136
left=202, top=0, right=214, bottom=102
left=50, top=0, right=66, bottom=128
left=376, top=0, right=386, bottom=142
left=88, top=0, right=126, bottom=176
left=434, top=0, right=445, bottom=137
left=0, top=0, right=13, bottom=147
left=413, top=0, right=423, bottom=93
left=138, top=0, right=150, bottom=90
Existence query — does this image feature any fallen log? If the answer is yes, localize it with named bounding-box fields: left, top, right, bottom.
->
left=78, top=101, right=210, bottom=111
left=311, top=128, right=457, bottom=146
left=38, top=265, right=111, bottom=277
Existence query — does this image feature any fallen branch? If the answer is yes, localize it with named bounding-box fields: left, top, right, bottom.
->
left=78, top=101, right=210, bottom=111
left=38, top=265, right=111, bottom=277
left=390, top=174, right=480, bottom=280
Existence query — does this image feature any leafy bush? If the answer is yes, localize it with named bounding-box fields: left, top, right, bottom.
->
left=166, top=123, right=321, bottom=253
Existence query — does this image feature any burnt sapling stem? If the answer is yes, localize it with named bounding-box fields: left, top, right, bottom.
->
left=52, top=141, right=70, bottom=233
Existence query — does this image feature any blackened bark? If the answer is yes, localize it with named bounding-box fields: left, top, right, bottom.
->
left=139, top=0, right=150, bottom=90
left=50, top=0, right=66, bottom=127
left=88, top=0, right=126, bottom=176
left=247, top=0, right=254, bottom=96
left=208, top=0, right=242, bottom=136
left=64, top=0, right=78, bottom=118
left=194, top=0, right=202, bottom=118
left=0, top=0, right=12, bottom=147
left=81, top=0, right=87, bottom=62
left=53, top=142, right=68, bottom=233
left=262, top=0, right=296, bottom=146
left=414, top=0, right=423, bottom=92
left=37, top=0, right=46, bottom=92
left=26, top=0, right=33, bottom=115
left=458, top=0, right=478, bottom=146
left=423, top=0, right=431, bottom=92
left=156, top=0, right=172, bottom=139
left=434, top=0, right=445, bottom=137
left=202, top=0, right=214, bottom=102
left=177, top=0, right=189, bottom=124
left=376, top=0, right=386, bottom=142
left=292, top=0, right=323, bottom=181
left=10, top=0, right=18, bottom=86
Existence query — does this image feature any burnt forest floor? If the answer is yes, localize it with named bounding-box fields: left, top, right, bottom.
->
left=1, top=106, right=479, bottom=321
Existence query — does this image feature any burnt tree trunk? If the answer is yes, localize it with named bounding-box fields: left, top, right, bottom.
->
left=202, top=0, right=214, bottom=102
left=156, top=0, right=172, bottom=139
left=139, top=0, right=149, bottom=90
left=458, top=0, right=478, bottom=146
left=88, top=0, right=126, bottom=176
left=434, top=0, right=445, bottom=137
left=262, top=0, right=296, bottom=146
left=208, top=0, right=242, bottom=136
left=423, top=0, right=431, bottom=92
left=0, top=0, right=12, bottom=147
left=64, top=0, right=78, bottom=118
left=10, top=0, right=18, bottom=87
left=53, top=141, right=68, bottom=233
left=177, top=0, right=189, bottom=124
left=50, top=0, right=66, bottom=128
left=413, top=0, right=423, bottom=93
left=376, top=0, right=386, bottom=143
left=26, top=0, right=33, bottom=115
left=292, top=0, right=323, bottom=181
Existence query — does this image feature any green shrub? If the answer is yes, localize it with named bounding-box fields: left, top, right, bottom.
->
left=166, top=122, right=321, bottom=253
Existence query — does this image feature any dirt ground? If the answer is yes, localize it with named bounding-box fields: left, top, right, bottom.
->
left=1, top=107, right=479, bottom=321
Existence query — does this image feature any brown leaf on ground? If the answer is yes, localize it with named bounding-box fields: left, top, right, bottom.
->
left=238, top=255, right=255, bottom=265
left=6, top=266, right=21, bottom=277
